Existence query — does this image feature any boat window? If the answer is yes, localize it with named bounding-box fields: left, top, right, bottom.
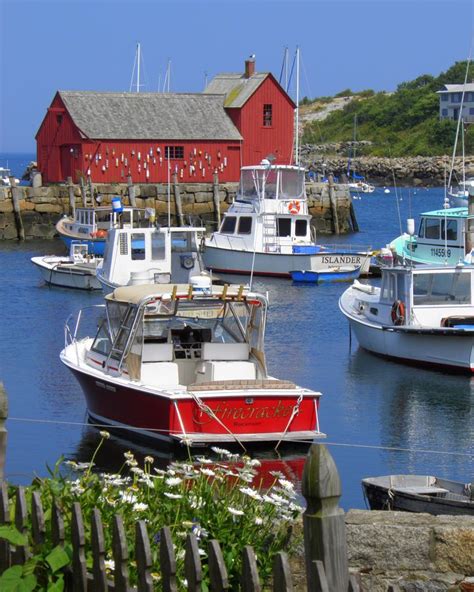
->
left=151, top=233, right=166, bottom=260
left=265, top=170, right=278, bottom=199
left=91, top=320, right=112, bottom=356
left=295, top=219, right=307, bottom=237
left=240, top=170, right=259, bottom=198
left=277, top=218, right=292, bottom=237
left=381, top=272, right=396, bottom=301
left=131, top=233, right=146, bottom=260
left=418, top=219, right=425, bottom=238
left=220, top=216, right=236, bottom=234
left=280, top=169, right=305, bottom=199
left=424, top=218, right=441, bottom=240
left=442, top=219, right=458, bottom=241
left=107, top=301, right=131, bottom=339
left=413, top=272, right=471, bottom=305
left=237, top=217, right=252, bottom=234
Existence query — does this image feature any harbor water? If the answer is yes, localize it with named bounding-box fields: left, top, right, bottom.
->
left=0, top=186, right=472, bottom=510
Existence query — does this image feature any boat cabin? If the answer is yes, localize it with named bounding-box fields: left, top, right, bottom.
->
left=209, top=163, right=314, bottom=254
left=62, top=206, right=151, bottom=237
left=86, top=283, right=267, bottom=388
left=99, top=226, right=205, bottom=287
left=374, top=265, right=474, bottom=327
left=403, top=208, right=467, bottom=265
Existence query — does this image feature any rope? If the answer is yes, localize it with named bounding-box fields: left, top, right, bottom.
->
left=274, top=393, right=304, bottom=452
left=7, top=417, right=472, bottom=457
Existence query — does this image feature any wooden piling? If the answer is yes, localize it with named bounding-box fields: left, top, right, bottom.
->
left=127, top=175, right=137, bottom=208
left=79, top=177, right=87, bottom=208
left=67, top=176, right=75, bottom=216
left=328, top=175, right=340, bottom=235
left=0, top=384, right=7, bottom=482
left=9, top=178, right=25, bottom=241
left=213, top=171, right=221, bottom=227
left=302, top=444, right=349, bottom=592
left=173, top=172, right=184, bottom=227
left=349, top=201, right=359, bottom=232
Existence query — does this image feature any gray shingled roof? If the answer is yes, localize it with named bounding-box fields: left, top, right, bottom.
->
left=437, top=83, right=474, bottom=94
left=204, top=73, right=271, bottom=108
left=58, top=91, right=242, bottom=140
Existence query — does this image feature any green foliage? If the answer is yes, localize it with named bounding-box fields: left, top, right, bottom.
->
left=335, top=88, right=354, bottom=97
left=303, top=60, right=474, bottom=156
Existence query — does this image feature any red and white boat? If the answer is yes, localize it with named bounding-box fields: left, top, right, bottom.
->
left=60, top=280, right=323, bottom=446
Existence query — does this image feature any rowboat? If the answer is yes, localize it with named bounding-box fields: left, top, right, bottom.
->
left=290, top=266, right=361, bottom=283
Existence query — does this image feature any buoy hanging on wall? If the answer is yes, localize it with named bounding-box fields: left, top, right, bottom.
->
left=116, top=158, right=119, bottom=167
left=180, top=169, right=183, bottom=178
left=121, top=153, right=124, bottom=162
left=146, top=169, right=150, bottom=179
left=224, top=157, right=227, bottom=166
left=124, top=158, right=128, bottom=167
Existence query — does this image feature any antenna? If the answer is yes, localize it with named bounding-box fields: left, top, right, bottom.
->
left=295, top=46, right=300, bottom=165
left=163, top=59, right=171, bottom=92
left=129, top=42, right=145, bottom=93
left=136, top=43, right=141, bottom=93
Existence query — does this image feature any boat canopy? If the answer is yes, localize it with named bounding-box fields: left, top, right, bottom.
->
left=239, top=165, right=305, bottom=201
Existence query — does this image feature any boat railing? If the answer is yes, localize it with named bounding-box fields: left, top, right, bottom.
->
left=320, top=243, right=373, bottom=254
left=64, top=305, right=106, bottom=363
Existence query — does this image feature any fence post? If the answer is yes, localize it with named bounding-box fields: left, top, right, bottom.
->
left=302, top=444, right=349, bottom=592
left=0, top=383, right=8, bottom=482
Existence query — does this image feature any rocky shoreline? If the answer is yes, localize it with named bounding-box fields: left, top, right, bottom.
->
left=300, top=146, right=474, bottom=187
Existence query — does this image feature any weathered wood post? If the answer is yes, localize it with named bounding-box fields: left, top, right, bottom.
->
left=67, top=176, right=76, bottom=216
left=349, top=201, right=359, bottom=232
left=302, top=443, right=349, bottom=592
left=0, top=384, right=8, bottom=482
left=173, top=172, right=184, bottom=227
left=9, top=178, right=25, bottom=241
left=328, top=175, right=340, bottom=235
left=213, top=171, right=221, bottom=227
left=466, top=183, right=474, bottom=253
left=127, top=175, right=137, bottom=208
left=79, top=177, right=87, bottom=208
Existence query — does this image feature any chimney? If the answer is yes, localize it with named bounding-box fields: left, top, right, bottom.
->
left=245, top=55, right=256, bottom=78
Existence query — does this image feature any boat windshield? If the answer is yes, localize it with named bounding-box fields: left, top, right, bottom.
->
left=280, top=169, right=305, bottom=199
left=413, top=271, right=471, bottom=306
left=240, top=169, right=278, bottom=199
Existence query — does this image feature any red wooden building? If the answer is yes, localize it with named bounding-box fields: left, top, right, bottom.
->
left=36, top=58, right=295, bottom=184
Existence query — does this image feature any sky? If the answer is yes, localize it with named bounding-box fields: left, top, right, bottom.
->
left=1, top=0, right=473, bottom=153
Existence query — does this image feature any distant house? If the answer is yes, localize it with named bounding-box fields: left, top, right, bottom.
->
left=437, top=83, right=474, bottom=122
left=36, top=58, right=296, bottom=184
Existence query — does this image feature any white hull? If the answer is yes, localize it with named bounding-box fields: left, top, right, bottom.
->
left=340, top=296, right=474, bottom=372
left=32, top=257, right=101, bottom=290
left=203, top=245, right=371, bottom=277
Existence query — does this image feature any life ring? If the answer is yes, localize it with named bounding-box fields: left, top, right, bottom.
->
left=391, top=300, right=405, bottom=326
left=94, top=229, right=108, bottom=239
left=288, top=200, right=300, bottom=215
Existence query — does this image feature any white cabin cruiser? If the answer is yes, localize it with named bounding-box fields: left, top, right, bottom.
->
left=203, top=162, right=372, bottom=277
left=60, top=280, right=324, bottom=446
left=31, top=242, right=101, bottom=290
left=339, top=264, right=474, bottom=372
left=96, top=226, right=207, bottom=291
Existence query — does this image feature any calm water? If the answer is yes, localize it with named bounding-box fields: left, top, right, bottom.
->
left=0, top=186, right=472, bottom=509
left=0, top=152, right=35, bottom=182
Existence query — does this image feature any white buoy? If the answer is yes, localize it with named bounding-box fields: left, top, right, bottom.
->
left=384, top=188, right=390, bottom=194
left=407, top=218, right=415, bottom=236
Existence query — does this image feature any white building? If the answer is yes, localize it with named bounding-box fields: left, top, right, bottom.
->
left=437, top=83, right=474, bottom=122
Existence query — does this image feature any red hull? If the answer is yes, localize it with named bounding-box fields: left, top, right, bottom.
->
left=71, top=369, right=320, bottom=444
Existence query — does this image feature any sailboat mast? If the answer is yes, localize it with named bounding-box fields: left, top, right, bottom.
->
left=295, top=46, right=300, bottom=165
left=136, top=43, right=141, bottom=93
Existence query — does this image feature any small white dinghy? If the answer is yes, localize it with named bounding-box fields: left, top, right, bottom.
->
left=31, top=242, right=101, bottom=290
left=339, top=263, right=474, bottom=372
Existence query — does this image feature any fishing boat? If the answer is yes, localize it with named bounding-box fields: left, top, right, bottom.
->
left=290, top=265, right=361, bottom=284
left=60, top=279, right=324, bottom=446
left=96, top=225, right=207, bottom=291
left=339, top=263, right=474, bottom=372
left=203, top=161, right=372, bottom=277
left=31, top=242, right=101, bottom=290
left=362, top=475, right=473, bottom=516
left=55, top=201, right=151, bottom=256
left=346, top=115, right=375, bottom=194
left=0, top=166, right=19, bottom=186
left=390, top=208, right=468, bottom=266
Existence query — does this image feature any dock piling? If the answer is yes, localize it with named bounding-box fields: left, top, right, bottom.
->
left=10, top=178, right=25, bottom=241
left=173, top=173, right=184, bottom=227
left=328, top=175, right=340, bottom=235
left=213, top=171, right=221, bottom=227
left=0, top=383, right=8, bottom=482
left=127, top=175, right=137, bottom=208
left=67, top=176, right=75, bottom=216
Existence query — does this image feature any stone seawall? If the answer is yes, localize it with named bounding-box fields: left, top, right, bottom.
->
left=0, top=181, right=354, bottom=240
left=290, top=510, right=474, bottom=591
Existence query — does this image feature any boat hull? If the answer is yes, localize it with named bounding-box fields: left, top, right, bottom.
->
left=55, top=219, right=106, bottom=256
left=291, top=267, right=360, bottom=283
left=65, top=364, right=322, bottom=446
left=344, top=314, right=474, bottom=372
left=31, top=257, right=101, bottom=290
left=203, top=245, right=370, bottom=278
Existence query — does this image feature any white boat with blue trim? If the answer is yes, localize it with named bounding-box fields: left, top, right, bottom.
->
left=203, top=161, right=372, bottom=278
left=339, top=263, right=474, bottom=373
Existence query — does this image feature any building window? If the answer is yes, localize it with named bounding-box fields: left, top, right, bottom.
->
left=164, top=146, right=184, bottom=159
left=237, top=217, right=252, bottom=234
left=451, top=93, right=462, bottom=103
left=470, top=108, right=474, bottom=115
left=441, top=94, right=448, bottom=102
left=263, top=104, right=273, bottom=127
left=131, top=233, right=146, bottom=260
left=441, top=108, right=448, bottom=116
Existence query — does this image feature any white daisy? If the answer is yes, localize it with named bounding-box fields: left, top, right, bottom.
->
left=164, top=492, right=183, bottom=499
left=133, top=502, right=149, bottom=512
left=227, top=507, right=244, bottom=516
left=165, top=477, right=183, bottom=487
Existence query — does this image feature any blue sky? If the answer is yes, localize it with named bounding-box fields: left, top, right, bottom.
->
left=1, top=0, right=473, bottom=152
